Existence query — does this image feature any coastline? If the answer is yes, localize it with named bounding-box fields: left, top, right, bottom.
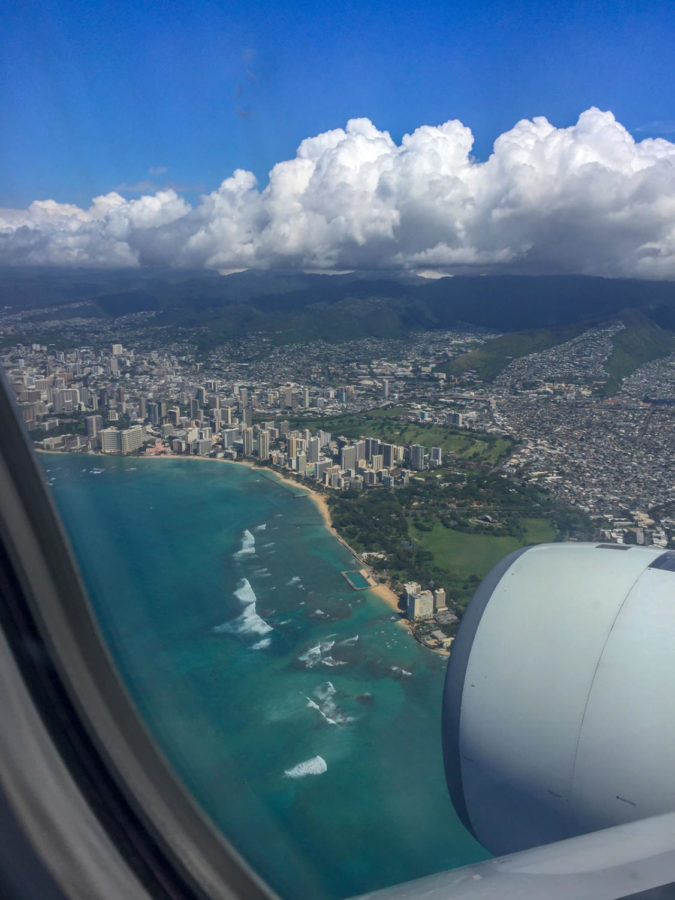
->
left=39, top=449, right=404, bottom=615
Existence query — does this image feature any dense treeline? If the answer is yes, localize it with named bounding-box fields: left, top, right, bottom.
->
left=329, top=467, right=595, bottom=610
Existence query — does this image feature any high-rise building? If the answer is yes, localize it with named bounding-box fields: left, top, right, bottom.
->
left=382, top=378, right=390, bottom=398
left=448, top=411, right=463, bottom=427
left=434, top=588, right=447, bottom=611
left=340, top=445, right=357, bottom=471
left=100, top=427, right=122, bottom=454
left=242, top=427, right=254, bottom=457
left=307, top=437, right=320, bottom=463
left=147, top=401, right=160, bottom=425
left=296, top=452, right=307, bottom=476
left=430, top=447, right=443, bottom=467
left=408, top=589, right=434, bottom=620
left=381, top=443, right=394, bottom=467
left=302, top=388, right=310, bottom=407
left=365, top=437, right=379, bottom=460
left=289, top=435, right=301, bottom=458
left=410, top=444, right=425, bottom=470
left=139, top=397, right=147, bottom=419
left=258, top=430, right=270, bottom=461
left=85, top=414, right=103, bottom=438
left=121, top=425, right=144, bottom=454
left=315, top=459, right=330, bottom=481
left=168, top=407, right=180, bottom=426
left=371, top=453, right=384, bottom=472
left=112, top=343, right=123, bottom=355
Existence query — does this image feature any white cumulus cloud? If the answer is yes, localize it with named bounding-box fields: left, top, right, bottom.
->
left=3, top=108, right=675, bottom=278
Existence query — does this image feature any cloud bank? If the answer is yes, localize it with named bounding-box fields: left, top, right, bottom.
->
left=3, top=108, right=675, bottom=278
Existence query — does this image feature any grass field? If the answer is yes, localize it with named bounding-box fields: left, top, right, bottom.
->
left=287, top=409, right=512, bottom=464
left=410, top=517, right=556, bottom=581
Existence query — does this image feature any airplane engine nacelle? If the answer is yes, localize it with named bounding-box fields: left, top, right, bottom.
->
left=442, top=543, right=675, bottom=856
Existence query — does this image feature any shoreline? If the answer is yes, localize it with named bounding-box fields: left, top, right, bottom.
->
left=40, top=448, right=404, bottom=615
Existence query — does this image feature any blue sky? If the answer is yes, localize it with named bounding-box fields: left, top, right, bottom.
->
left=3, top=0, right=675, bottom=208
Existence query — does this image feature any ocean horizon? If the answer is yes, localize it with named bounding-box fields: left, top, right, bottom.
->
left=42, top=453, right=488, bottom=898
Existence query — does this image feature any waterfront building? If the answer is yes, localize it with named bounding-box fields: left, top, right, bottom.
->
left=408, top=589, right=435, bottom=620
left=121, top=425, right=144, bottom=455
left=195, top=438, right=212, bottom=456
left=100, top=427, right=122, bottom=454
left=404, top=582, right=421, bottom=602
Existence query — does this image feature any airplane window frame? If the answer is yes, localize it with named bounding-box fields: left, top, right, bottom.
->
left=0, top=366, right=276, bottom=900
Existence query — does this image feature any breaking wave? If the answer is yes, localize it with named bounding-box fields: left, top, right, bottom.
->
left=306, top=682, right=354, bottom=726
left=254, top=523, right=267, bottom=532
left=214, top=578, right=273, bottom=639
left=390, top=665, right=413, bottom=678
left=251, top=638, right=272, bottom=650
left=234, top=529, right=256, bottom=559
left=340, top=635, right=359, bottom=647
left=298, top=640, right=345, bottom=669
left=284, top=755, right=327, bottom=778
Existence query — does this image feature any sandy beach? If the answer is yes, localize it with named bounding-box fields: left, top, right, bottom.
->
left=170, top=455, right=407, bottom=613
left=39, top=447, right=404, bottom=615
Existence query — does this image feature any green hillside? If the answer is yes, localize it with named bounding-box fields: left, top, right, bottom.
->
left=603, top=315, right=675, bottom=394
left=443, top=322, right=588, bottom=381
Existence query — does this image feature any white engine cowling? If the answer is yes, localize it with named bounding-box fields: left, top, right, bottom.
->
left=442, top=543, right=675, bottom=856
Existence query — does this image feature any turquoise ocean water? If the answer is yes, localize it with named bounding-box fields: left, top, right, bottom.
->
left=42, top=455, right=488, bottom=898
